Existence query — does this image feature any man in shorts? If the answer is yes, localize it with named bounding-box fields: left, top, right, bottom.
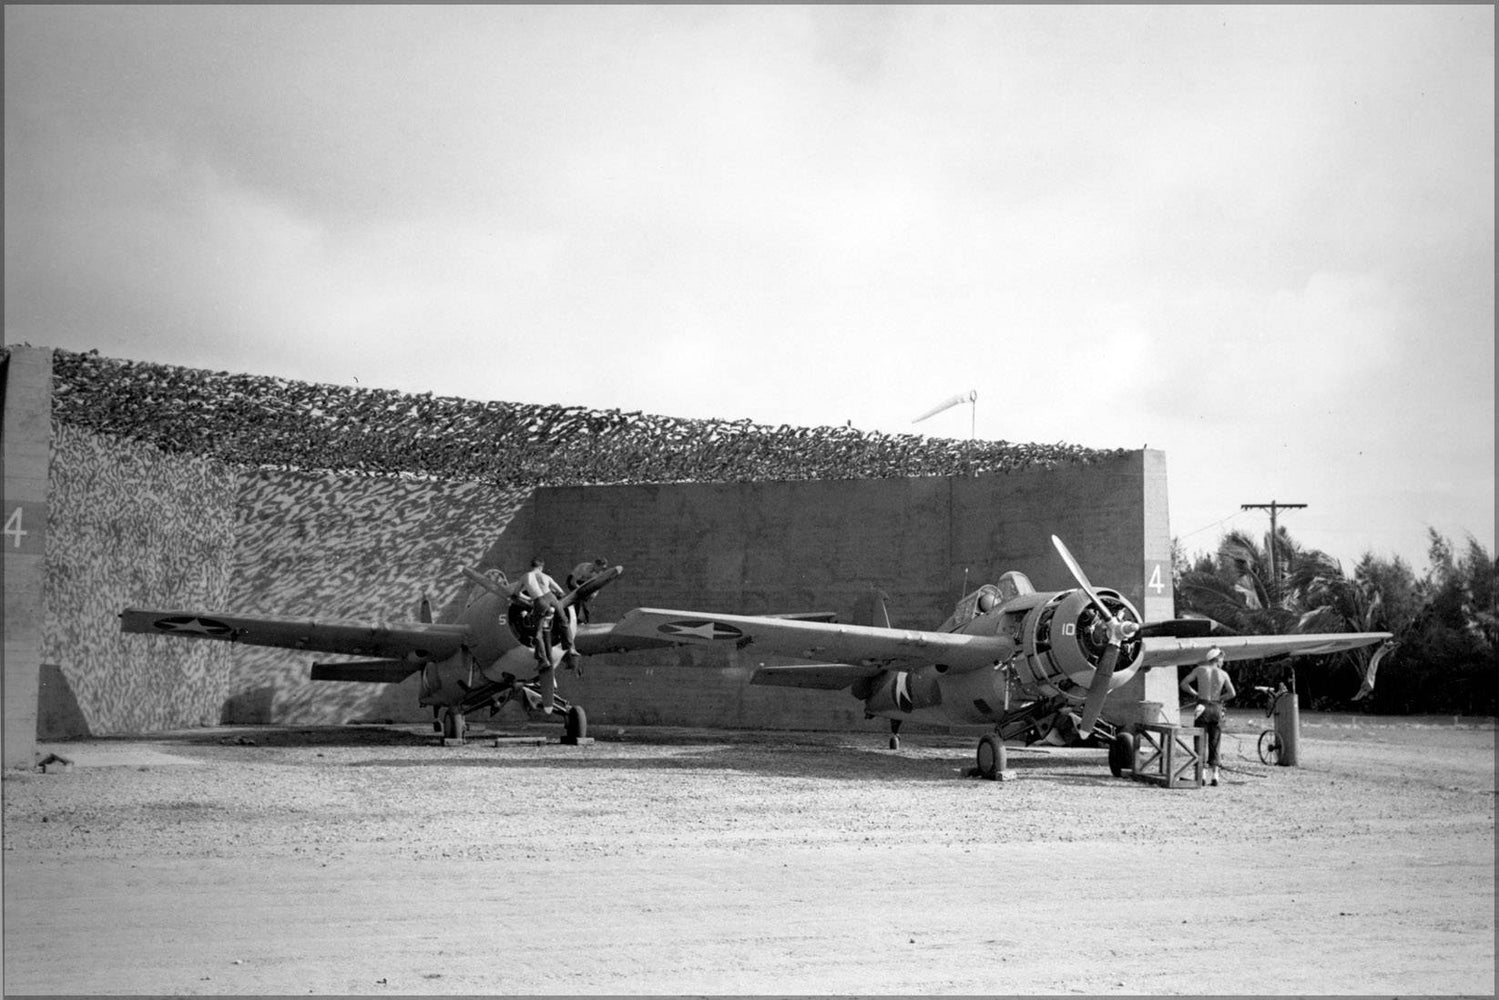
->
left=1181, top=647, right=1237, bottom=786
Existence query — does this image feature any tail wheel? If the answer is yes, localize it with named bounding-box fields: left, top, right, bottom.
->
left=975, top=734, right=1003, bottom=780
left=1108, top=730, right=1135, bottom=777
left=564, top=705, right=588, bottom=743
left=1257, top=730, right=1282, bottom=766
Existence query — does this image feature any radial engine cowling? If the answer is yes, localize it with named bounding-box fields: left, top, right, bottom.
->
left=1014, top=588, right=1144, bottom=704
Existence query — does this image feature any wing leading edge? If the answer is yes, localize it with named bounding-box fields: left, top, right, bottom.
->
left=119, top=608, right=469, bottom=662
left=1140, top=631, right=1392, bottom=669
left=597, top=607, right=1017, bottom=671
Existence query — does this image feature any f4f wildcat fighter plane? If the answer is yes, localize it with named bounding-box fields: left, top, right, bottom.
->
left=585, top=536, right=1392, bottom=776
left=121, top=563, right=632, bottom=743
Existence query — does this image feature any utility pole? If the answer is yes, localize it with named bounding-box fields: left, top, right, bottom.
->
left=1240, top=501, right=1307, bottom=594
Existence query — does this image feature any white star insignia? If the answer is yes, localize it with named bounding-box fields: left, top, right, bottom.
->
left=659, top=620, right=743, bottom=641
left=154, top=616, right=233, bottom=637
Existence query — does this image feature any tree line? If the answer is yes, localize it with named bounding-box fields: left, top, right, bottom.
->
left=1173, top=527, right=1495, bottom=716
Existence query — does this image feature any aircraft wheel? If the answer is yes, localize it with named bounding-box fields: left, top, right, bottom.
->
left=564, top=705, right=588, bottom=743
left=1108, top=730, right=1135, bottom=777
left=889, top=735, right=900, bottom=750
left=975, top=734, right=1003, bottom=780
left=443, top=711, right=465, bottom=742
left=1257, top=730, right=1282, bottom=766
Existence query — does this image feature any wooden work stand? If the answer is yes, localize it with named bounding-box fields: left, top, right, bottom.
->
left=1131, top=723, right=1205, bottom=789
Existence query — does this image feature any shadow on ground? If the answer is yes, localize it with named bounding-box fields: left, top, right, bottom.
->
left=73, top=723, right=1125, bottom=784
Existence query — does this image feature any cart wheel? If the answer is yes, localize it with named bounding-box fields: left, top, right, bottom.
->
left=1257, top=729, right=1282, bottom=766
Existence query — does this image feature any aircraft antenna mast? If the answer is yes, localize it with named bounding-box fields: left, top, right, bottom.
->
left=1240, top=501, right=1307, bottom=597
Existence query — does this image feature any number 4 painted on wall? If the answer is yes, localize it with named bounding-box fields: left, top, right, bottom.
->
left=5, top=506, right=29, bottom=549
left=1147, top=563, right=1166, bottom=594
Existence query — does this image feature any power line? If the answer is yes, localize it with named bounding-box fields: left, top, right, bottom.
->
left=1177, top=510, right=1250, bottom=542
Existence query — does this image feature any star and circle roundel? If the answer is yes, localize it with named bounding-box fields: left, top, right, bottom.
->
left=655, top=619, right=744, bottom=641
left=152, top=616, right=235, bottom=637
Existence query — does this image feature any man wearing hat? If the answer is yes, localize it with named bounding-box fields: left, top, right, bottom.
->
left=1181, top=648, right=1237, bottom=786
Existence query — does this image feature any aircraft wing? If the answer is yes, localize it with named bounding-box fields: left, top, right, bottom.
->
left=750, top=663, right=885, bottom=690
left=119, top=608, right=470, bottom=662
left=596, top=608, right=1016, bottom=671
left=1140, top=631, right=1392, bottom=669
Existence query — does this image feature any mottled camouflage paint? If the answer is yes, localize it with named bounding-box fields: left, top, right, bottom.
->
left=222, top=470, right=529, bottom=724
left=41, top=424, right=237, bottom=734
left=40, top=424, right=532, bottom=731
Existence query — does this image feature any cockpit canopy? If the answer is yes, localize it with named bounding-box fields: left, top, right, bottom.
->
left=947, top=571, right=1037, bottom=628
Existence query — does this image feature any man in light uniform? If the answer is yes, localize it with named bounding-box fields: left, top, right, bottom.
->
left=1181, top=647, right=1236, bottom=786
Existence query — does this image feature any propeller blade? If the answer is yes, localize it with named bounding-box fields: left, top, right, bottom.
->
left=1077, top=641, right=1121, bottom=738
left=1051, top=535, right=1116, bottom=622
left=462, top=567, right=512, bottom=599
left=1136, top=618, right=1215, bottom=639
left=558, top=564, right=623, bottom=611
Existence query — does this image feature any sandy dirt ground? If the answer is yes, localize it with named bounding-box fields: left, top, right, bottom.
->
left=3, top=712, right=1493, bottom=996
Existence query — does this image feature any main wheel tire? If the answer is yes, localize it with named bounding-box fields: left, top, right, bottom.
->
left=443, top=711, right=464, bottom=741
left=1109, top=730, right=1136, bottom=777
left=564, top=705, right=588, bottom=742
left=976, top=734, right=1002, bottom=780
left=1257, top=729, right=1282, bottom=766
left=889, top=735, right=900, bottom=750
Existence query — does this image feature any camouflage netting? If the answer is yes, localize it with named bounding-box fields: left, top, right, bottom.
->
left=48, top=348, right=1127, bottom=483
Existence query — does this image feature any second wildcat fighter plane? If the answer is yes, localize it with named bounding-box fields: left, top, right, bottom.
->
left=581, top=536, right=1392, bottom=777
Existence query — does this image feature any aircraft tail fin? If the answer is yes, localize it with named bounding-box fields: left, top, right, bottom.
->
left=855, top=587, right=893, bottom=628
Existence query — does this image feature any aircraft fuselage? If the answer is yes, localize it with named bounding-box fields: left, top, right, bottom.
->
left=856, top=583, right=1145, bottom=728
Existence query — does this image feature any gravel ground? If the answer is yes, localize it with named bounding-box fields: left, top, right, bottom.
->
left=3, top=713, right=1493, bottom=995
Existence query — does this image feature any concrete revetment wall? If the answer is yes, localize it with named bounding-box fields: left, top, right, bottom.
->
left=489, top=455, right=1178, bottom=731
left=5, top=344, right=1177, bottom=763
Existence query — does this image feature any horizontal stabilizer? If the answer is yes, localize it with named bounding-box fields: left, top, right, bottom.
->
left=311, top=660, right=423, bottom=683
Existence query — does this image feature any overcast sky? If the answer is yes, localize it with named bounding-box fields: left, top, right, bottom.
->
left=5, top=5, right=1493, bottom=574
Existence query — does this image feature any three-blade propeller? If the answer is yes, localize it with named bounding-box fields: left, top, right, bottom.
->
left=1050, top=536, right=1212, bottom=737
left=1050, top=536, right=1136, bottom=737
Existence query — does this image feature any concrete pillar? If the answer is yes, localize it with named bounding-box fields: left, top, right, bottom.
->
left=3, top=346, right=52, bottom=768
left=1136, top=449, right=1182, bottom=724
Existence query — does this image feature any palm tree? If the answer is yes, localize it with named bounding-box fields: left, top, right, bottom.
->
left=1175, top=526, right=1384, bottom=701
